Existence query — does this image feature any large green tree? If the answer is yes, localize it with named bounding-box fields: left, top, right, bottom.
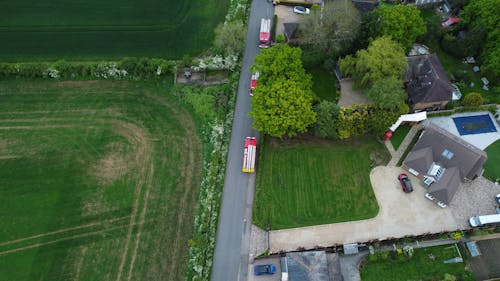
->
left=461, top=0, right=500, bottom=79
left=213, top=21, right=247, bottom=56
left=359, top=4, right=426, bottom=49
left=312, top=101, right=340, bottom=139
left=339, top=37, right=407, bottom=89
left=367, top=78, right=407, bottom=107
left=250, top=45, right=316, bottom=138
left=298, top=0, right=360, bottom=63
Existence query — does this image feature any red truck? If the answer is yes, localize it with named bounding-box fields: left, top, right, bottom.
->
left=250, top=72, right=260, bottom=96
left=242, top=137, right=257, bottom=173
left=259, top=18, right=271, bottom=48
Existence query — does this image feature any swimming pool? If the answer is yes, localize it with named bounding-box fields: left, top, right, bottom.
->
left=453, top=114, right=497, bottom=135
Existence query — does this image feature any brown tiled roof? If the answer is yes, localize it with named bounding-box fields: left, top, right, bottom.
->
left=428, top=166, right=461, bottom=205
left=405, top=54, right=453, bottom=105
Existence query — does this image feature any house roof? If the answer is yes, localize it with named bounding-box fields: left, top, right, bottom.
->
left=286, top=251, right=329, bottom=281
left=427, top=166, right=461, bottom=205
left=405, top=54, right=453, bottom=105
left=404, top=122, right=487, bottom=180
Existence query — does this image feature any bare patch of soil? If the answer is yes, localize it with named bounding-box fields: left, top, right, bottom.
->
left=91, top=144, right=129, bottom=186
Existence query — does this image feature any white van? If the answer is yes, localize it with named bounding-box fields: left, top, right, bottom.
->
left=469, top=214, right=500, bottom=227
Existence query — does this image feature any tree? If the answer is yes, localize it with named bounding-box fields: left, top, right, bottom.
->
left=250, top=45, right=316, bottom=138
left=367, top=78, right=407, bottom=107
left=368, top=103, right=409, bottom=137
left=312, top=101, right=340, bottom=139
left=360, top=5, right=426, bottom=49
left=462, top=92, right=484, bottom=107
left=297, top=0, right=361, bottom=66
left=213, top=21, right=247, bottom=56
left=339, top=37, right=407, bottom=89
left=461, top=0, right=500, bottom=79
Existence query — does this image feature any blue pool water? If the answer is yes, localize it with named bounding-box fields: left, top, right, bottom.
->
left=453, top=114, right=497, bottom=135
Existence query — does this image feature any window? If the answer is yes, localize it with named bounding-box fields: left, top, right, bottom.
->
left=442, top=149, right=454, bottom=160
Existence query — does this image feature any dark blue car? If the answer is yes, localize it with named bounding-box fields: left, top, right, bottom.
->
left=254, top=264, right=276, bottom=275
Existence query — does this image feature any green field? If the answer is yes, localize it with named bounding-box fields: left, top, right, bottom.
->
left=360, top=245, right=472, bottom=281
left=0, top=79, right=202, bottom=281
left=253, top=136, right=389, bottom=230
left=0, top=0, right=228, bottom=61
left=484, top=139, right=500, bottom=181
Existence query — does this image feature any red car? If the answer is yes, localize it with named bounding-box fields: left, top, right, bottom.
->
left=398, top=173, right=413, bottom=193
left=442, top=17, right=460, bottom=28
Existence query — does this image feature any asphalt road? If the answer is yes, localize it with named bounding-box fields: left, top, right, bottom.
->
left=211, top=1, right=274, bottom=281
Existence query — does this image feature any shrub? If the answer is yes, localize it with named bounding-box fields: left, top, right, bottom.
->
left=276, top=34, right=286, bottom=43
left=312, top=101, right=340, bottom=139
left=462, top=92, right=484, bottom=107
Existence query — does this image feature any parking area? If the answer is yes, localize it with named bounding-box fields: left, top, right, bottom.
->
left=449, top=176, right=500, bottom=229
left=270, top=166, right=461, bottom=251
left=247, top=257, right=281, bottom=281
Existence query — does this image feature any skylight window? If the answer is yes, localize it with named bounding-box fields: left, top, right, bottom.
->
left=442, top=149, right=454, bottom=160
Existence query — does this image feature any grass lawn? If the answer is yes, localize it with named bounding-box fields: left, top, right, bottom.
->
left=0, top=0, right=228, bottom=61
left=390, top=124, right=411, bottom=151
left=484, top=139, right=500, bottom=181
left=308, top=67, right=339, bottom=102
left=360, top=245, right=473, bottom=281
left=253, top=136, right=390, bottom=230
left=0, top=79, right=202, bottom=281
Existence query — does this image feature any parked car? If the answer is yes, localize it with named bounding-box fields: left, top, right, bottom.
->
left=398, top=173, right=413, bottom=193
left=495, top=193, right=500, bottom=204
left=442, top=17, right=460, bottom=28
left=254, top=264, right=276, bottom=275
left=293, top=6, right=310, bottom=15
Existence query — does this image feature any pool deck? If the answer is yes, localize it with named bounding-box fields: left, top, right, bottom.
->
left=425, top=111, right=500, bottom=150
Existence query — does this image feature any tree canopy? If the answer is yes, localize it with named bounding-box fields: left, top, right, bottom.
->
left=367, top=78, right=407, bottom=108
left=360, top=4, right=426, bottom=49
left=213, top=21, right=247, bottom=56
left=298, top=0, right=360, bottom=62
left=250, top=45, right=316, bottom=138
left=339, top=37, right=407, bottom=89
left=461, top=0, right=500, bottom=79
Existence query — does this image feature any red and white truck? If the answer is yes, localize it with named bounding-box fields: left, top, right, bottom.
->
left=242, top=137, right=257, bottom=173
left=259, top=18, right=271, bottom=48
left=250, top=72, right=260, bottom=96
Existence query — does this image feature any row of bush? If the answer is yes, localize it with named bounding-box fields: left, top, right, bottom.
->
left=313, top=101, right=409, bottom=140
left=0, top=57, right=178, bottom=80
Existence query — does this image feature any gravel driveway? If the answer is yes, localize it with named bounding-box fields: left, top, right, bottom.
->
left=270, top=166, right=460, bottom=252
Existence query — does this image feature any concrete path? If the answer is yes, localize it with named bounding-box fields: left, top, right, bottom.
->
left=211, top=1, right=275, bottom=281
left=269, top=166, right=459, bottom=252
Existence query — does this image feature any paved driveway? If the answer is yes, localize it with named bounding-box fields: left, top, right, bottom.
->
left=274, top=5, right=301, bottom=36
left=270, top=166, right=460, bottom=252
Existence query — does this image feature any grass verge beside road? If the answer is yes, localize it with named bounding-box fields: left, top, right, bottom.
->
left=253, top=136, right=389, bottom=230
left=360, top=245, right=473, bottom=281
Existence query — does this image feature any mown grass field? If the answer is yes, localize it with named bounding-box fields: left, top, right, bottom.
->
left=253, top=136, right=390, bottom=230
left=484, top=139, right=500, bottom=181
left=0, top=79, right=202, bottom=281
left=360, top=245, right=472, bottom=281
left=0, top=0, right=228, bottom=61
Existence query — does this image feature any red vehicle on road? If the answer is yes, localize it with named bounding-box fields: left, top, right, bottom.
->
left=259, top=19, right=271, bottom=48
left=242, top=137, right=257, bottom=173
left=250, top=72, right=260, bottom=96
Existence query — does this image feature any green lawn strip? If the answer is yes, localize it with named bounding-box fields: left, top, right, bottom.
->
left=254, top=136, right=389, bottom=230
left=0, top=79, right=202, bottom=281
left=390, top=124, right=411, bottom=151
left=484, top=139, right=500, bottom=181
left=307, top=67, right=339, bottom=102
left=0, top=0, right=228, bottom=61
left=360, top=245, right=471, bottom=281
left=397, top=129, right=423, bottom=167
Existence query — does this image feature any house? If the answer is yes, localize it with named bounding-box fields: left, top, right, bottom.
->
left=402, top=122, right=488, bottom=207
left=404, top=54, right=454, bottom=112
